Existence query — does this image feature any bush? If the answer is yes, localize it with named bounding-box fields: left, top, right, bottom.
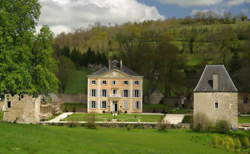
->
left=234, top=138, right=241, bottom=150
left=72, top=107, right=76, bottom=113
left=224, top=136, right=234, bottom=151
left=215, top=120, right=230, bottom=134
left=64, top=107, right=68, bottom=112
left=157, top=120, right=171, bottom=131
left=86, top=113, right=97, bottom=129
left=240, top=136, right=250, bottom=148
left=193, top=113, right=212, bottom=132
left=211, top=136, right=221, bottom=148
left=182, top=115, right=193, bottom=124
left=126, top=125, right=133, bottom=131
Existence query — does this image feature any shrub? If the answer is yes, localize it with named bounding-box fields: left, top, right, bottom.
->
left=157, top=120, right=171, bottom=131
left=224, top=136, right=234, bottom=151
left=152, top=108, right=156, bottom=113
left=126, top=125, right=133, bottom=131
left=182, top=115, right=193, bottom=124
left=68, top=121, right=78, bottom=128
left=64, top=107, right=68, bottom=112
left=215, top=120, right=230, bottom=134
left=193, top=113, right=212, bottom=132
left=211, top=136, right=221, bottom=148
left=240, top=136, right=250, bottom=148
left=86, top=113, right=97, bottom=129
left=234, top=138, right=241, bottom=150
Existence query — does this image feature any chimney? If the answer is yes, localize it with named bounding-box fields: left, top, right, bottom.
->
left=212, top=74, right=219, bottom=90
left=120, top=60, right=123, bottom=69
left=109, top=59, right=111, bottom=71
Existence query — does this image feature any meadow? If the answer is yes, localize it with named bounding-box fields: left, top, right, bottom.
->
left=0, top=122, right=232, bottom=154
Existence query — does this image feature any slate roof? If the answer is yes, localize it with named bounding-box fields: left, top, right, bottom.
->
left=194, top=65, right=238, bottom=92
left=89, top=63, right=141, bottom=77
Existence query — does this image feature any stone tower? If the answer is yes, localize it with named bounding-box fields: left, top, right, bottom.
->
left=193, top=65, right=238, bottom=128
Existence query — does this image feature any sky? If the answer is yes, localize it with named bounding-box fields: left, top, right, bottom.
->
left=38, top=0, right=250, bottom=35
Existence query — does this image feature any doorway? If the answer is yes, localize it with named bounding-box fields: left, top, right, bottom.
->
left=113, top=101, right=118, bottom=112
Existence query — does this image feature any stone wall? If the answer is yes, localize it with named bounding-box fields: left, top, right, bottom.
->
left=0, top=101, right=4, bottom=111
left=193, top=92, right=238, bottom=128
left=3, top=95, right=41, bottom=124
left=238, top=93, right=250, bottom=114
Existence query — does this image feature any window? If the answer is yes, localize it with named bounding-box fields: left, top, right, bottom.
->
left=102, top=89, right=107, bottom=97
left=102, top=80, right=107, bottom=84
left=7, top=101, right=11, bottom=108
left=133, top=90, right=140, bottom=97
left=124, top=81, right=129, bottom=85
left=244, top=96, right=249, bottom=104
left=91, top=89, right=97, bottom=97
left=208, top=80, right=213, bottom=88
left=101, top=101, right=107, bottom=108
left=135, top=101, right=141, bottom=109
left=124, top=101, right=129, bottom=110
left=215, top=102, right=218, bottom=109
left=112, top=89, right=117, bottom=95
left=123, top=90, right=129, bottom=97
left=91, top=101, right=96, bottom=108
left=112, top=81, right=116, bottom=85
left=134, top=81, right=140, bottom=85
left=91, top=80, right=96, bottom=85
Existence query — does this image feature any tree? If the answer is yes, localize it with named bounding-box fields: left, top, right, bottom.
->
left=31, top=26, right=59, bottom=95
left=0, top=1, right=58, bottom=95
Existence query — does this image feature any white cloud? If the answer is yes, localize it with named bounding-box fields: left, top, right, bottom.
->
left=38, top=0, right=164, bottom=35
left=156, top=0, right=223, bottom=6
left=227, top=0, right=250, bottom=6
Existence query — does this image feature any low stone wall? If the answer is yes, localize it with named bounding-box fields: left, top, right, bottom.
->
left=50, top=93, right=87, bottom=103
left=40, top=121, right=190, bottom=129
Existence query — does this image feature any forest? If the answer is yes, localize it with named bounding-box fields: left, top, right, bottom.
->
left=54, top=12, right=250, bottom=98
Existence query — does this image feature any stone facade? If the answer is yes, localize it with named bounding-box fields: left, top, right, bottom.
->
left=87, top=60, right=143, bottom=113
left=2, top=94, right=41, bottom=124
left=193, top=65, right=238, bottom=128
left=194, top=92, right=238, bottom=128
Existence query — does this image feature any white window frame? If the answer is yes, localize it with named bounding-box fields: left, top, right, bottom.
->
left=112, top=81, right=116, bottom=85
left=102, top=80, right=107, bottom=85
left=123, top=90, right=129, bottom=97
left=135, top=101, right=141, bottom=109
left=134, top=81, right=140, bottom=85
left=91, top=101, right=96, bottom=108
left=91, top=89, right=97, bottom=97
left=101, top=101, right=107, bottom=109
left=91, top=80, right=96, bottom=85
left=133, top=89, right=140, bottom=97
left=124, top=101, right=129, bottom=110
left=102, top=89, right=107, bottom=97
left=124, top=81, right=129, bottom=85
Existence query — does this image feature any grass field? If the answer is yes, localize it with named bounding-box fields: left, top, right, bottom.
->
left=239, top=116, right=250, bottom=123
left=0, top=122, right=232, bottom=154
left=0, top=112, right=3, bottom=121
left=63, top=113, right=164, bottom=122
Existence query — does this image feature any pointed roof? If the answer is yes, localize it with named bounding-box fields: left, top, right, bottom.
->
left=194, top=65, right=238, bottom=92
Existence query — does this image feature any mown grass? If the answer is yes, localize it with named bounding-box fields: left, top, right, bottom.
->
left=0, top=122, right=232, bottom=154
left=0, top=112, right=3, bottom=121
left=61, top=103, right=87, bottom=112
left=239, top=116, right=250, bottom=124
left=63, top=113, right=164, bottom=122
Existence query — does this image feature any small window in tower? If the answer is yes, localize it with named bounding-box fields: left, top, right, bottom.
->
left=215, top=102, right=218, bottom=109
left=208, top=80, right=213, bottom=88
left=7, top=101, right=11, bottom=108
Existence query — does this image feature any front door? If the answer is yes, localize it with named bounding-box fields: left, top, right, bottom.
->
left=113, top=101, right=118, bottom=112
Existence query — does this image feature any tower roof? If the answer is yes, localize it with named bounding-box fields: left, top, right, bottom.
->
left=194, top=65, right=238, bottom=92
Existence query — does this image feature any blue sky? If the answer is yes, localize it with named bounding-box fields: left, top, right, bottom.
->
left=38, top=0, right=250, bottom=34
left=138, top=0, right=250, bottom=18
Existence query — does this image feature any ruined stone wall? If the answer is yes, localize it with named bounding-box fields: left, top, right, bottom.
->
left=3, top=95, right=41, bottom=124
left=193, top=92, right=238, bottom=128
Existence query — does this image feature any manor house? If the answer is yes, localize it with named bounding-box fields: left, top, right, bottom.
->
left=87, top=60, right=143, bottom=113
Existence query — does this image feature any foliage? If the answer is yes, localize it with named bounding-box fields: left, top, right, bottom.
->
left=86, top=113, right=97, bottom=129
left=0, top=0, right=58, bottom=95
left=193, top=113, right=212, bottom=132
left=240, top=136, right=250, bottom=149
left=215, top=120, right=230, bottom=134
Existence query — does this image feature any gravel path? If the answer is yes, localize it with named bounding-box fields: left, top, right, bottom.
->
left=47, top=112, right=73, bottom=123
left=163, top=114, right=185, bottom=124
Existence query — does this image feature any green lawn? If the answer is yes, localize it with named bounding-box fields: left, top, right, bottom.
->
left=61, top=103, right=87, bottom=112
left=63, top=113, right=113, bottom=121
left=0, top=122, right=232, bottom=154
left=239, top=116, right=250, bottom=123
left=63, top=113, right=165, bottom=122
left=0, top=112, right=3, bottom=121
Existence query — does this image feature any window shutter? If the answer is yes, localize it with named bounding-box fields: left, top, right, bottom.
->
left=100, top=101, right=102, bottom=108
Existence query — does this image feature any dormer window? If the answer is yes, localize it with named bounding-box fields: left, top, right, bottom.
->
left=124, top=81, right=129, bottom=85
left=134, top=81, right=140, bottom=85
left=91, top=80, right=96, bottom=85
left=112, top=81, right=116, bottom=85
